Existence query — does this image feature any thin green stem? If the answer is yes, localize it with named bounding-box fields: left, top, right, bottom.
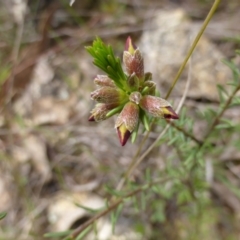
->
left=201, top=85, right=240, bottom=146
left=116, top=121, right=153, bottom=191
left=164, top=0, right=221, bottom=99
left=191, top=84, right=240, bottom=172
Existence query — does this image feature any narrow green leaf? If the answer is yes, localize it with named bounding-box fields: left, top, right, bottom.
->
left=142, top=114, right=150, bottom=131
left=152, top=185, right=161, bottom=194
left=217, top=84, right=228, bottom=103
left=222, top=59, right=240, bottom=84
left=74, top=203, right=103, bottom=213
left=107, top=54, right=116, bottom=68
left=230, top=96, right=240, bottom=107
left=63, top=237, right=74, bottom=240
left=106, top=105, right=124, bottom=118
left=132, top=195, right=140, bottom=213
left=93, top=221, right=98, bottom=237
left=44, top=230, right=72, bottom=238
left=111, top=203, right=123, bottom=234
left=145, top=168, right=151, bottom=182
left=177, top=189, right=192, bottom=205
left=141, top=86, right=149, bottom=95
left=131, top=121, right=139, bottom=143
left=131, top=129, right=138, bottom=143
left=140, top=191, right=146, bottom=211
left=0, top=212, right=7, bottom=220
left=104, top=185, right=125, bottom=197
left=76, top=225, right=92, bottom=240
left=226, top=81, right=238, bottom=87
left=215, top=124, right=233, bottom=129
left=222, top=59, right=239, bottom=75
left=184, top=152, right=195, bottom=169
left=167, top=135, right=179, bottom=145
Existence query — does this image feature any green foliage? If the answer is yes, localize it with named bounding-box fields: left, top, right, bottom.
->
left=75, top=226, right=92, bottom=240
left=110, top=203, right=123, bottom=233
left=0, top=212, right=7, bottom=220
left=85, top=37, right=127, bottom=90
left=0, top=64, right=10, bottom=85
left=44, top=230, right=73, bottom=238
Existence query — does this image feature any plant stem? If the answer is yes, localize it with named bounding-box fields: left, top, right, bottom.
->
left=169, top=121, right=203, bottom=145
left=67, top=177, right=172, bottom=239
left=116, top=122, right=153, bottom=191
left=201, top=84, right=240, bottom=145
left=164, top=0, right=221, bottom=99
left=190, top=84, right=240, bottom=173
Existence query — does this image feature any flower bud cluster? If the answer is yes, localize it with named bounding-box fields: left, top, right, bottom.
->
left=89, top=37, right=178, bottom=146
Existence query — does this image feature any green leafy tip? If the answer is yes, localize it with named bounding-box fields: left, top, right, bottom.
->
left=86, top=37, right=127, bottom=90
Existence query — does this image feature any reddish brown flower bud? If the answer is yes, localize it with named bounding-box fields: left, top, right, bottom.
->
left=123, top=50, right=144, bottom=80
left=123, top=37, right=144, bottom=80
left=94, top=75, right=116, bottom=88
left=139, top=95, right=178, bottom=119
left=115, top=102, right=139, bottom=146
left=88, top=103, right=119, bottom=122
left=90, top=87, right=126, bottom=104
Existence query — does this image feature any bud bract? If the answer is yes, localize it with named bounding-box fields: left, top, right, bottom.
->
left=123, top=50, right=144, bottom=80
left=139, top=95, right=178, bottom=119
left=123, top=37, right=144, bottom=80
left=91, top=87, right=126, bottom=104
left=94, top=75, right=116, bottom=88
left=88, top=103, right=119, bottom=122
left=115, top=102, right=139, bottom=146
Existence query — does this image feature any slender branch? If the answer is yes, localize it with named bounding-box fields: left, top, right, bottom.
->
left=3, top=1, right=27, bottom=156
left=169, top=121, right=203, bottom=145
left=201, top=84, right=240, bottom=145
left=190, top=84, right=240, bottom=172
left=5, top=3, right=26, bottom=106
left=116, top=124, right=152, bottom=191
left=67, top=177, right=172, bottom=239
left=133, top=124, right=171, bottom=175
left=164, top=0, right=221, bottom=99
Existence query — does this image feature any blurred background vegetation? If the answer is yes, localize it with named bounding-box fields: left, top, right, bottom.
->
left=0, top=0, right=240, bottom=239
